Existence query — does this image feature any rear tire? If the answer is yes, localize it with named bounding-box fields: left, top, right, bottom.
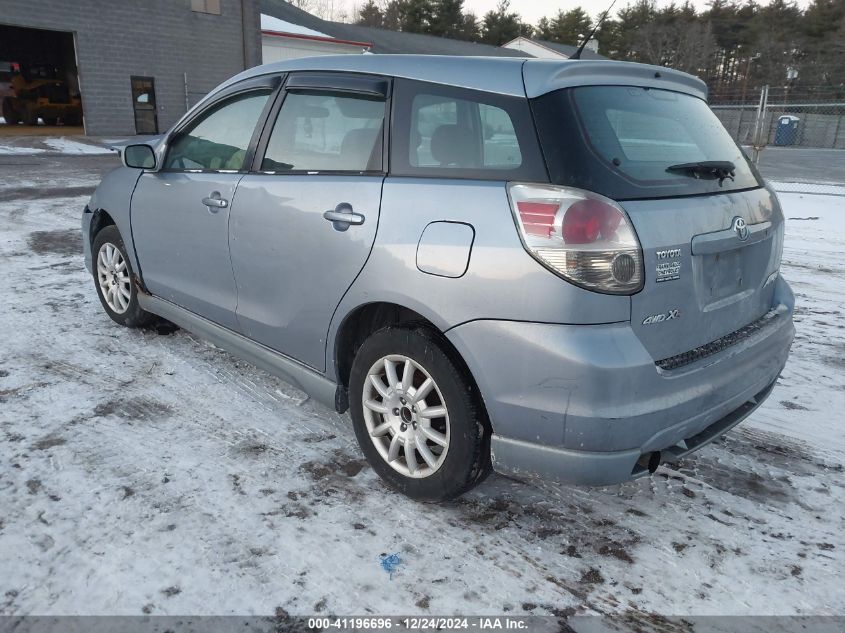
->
left=22, top=109, right=38, bottom=126
left=92, top=225, right=155, bottom=328
left=349, top=325, right=491, bottom=501
left=2, top=98, right=20, bottom=125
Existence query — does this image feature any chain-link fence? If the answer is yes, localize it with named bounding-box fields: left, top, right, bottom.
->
left=711, top=86, right=845, bottom=196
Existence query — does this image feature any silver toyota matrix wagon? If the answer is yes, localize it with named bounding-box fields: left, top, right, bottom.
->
left=83, top=56, right=794, bottom=501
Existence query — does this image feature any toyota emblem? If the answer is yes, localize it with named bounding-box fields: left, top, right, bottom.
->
left=732, top=216, right=749, bottom=241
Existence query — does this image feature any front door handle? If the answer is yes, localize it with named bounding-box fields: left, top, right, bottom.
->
left=323, top=203, right=365, bottom=231
left=202, top=192, right=229, bottom=210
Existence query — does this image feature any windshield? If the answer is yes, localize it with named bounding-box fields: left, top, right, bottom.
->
left=531, top=86, right=762, bottom=200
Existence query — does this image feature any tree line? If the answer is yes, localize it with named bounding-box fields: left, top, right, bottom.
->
left=351, top=0, right=845, bottom=100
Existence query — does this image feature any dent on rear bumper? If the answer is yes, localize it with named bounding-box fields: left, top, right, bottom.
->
left=446, top=276, right=795, bottom=486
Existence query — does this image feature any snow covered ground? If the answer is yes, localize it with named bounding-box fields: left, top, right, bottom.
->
left=0, top=154, right=843, bottom=621
left=0, top=136, right=113, bottom=156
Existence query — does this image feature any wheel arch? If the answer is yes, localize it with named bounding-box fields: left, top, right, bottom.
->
left=85, top=166, right=146, bottom=288
left=331, top=301, right=490, bottom=432
left=88, top=205, right=148, bottom=294
left=89, top=207, right=116, bottom=247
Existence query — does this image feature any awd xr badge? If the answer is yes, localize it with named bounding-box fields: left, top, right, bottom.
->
left=643, top=309, right=681, bottom=325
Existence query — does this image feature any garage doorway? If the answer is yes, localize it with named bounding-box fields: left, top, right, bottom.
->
left=0, top=24, right=83, bottom=134
left=131, top=76, right=158, bottom=134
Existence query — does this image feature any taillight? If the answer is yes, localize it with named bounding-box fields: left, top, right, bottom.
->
left=508, top=183, right=643, bottom=294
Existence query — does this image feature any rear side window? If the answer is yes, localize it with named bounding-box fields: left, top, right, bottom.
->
left=531, top=86, right=762, bottom=200
left=261, top=91, right=385, bottom=173
left=410, top=94, right=522, bottom=169
left=165, top=91, right=270, bottom=171
left=391, top=79, right=546, bottom=181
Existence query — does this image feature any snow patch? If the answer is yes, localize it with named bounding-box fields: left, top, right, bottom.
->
left=260, top=14, right=330, bottom=38
left=0, top=167, right=843, bottom=616
left=0, top=143, right=46, bottom=155
left=0, top=137, right=112, bottom=156
left=769, top=180, right=845, bottom=196
left=41, top=138, right=113, bottom=155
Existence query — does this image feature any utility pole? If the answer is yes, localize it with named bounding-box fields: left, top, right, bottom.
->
left=751, top=84, right=769, bottom=164
left=741, top=53, right=761, bottom=104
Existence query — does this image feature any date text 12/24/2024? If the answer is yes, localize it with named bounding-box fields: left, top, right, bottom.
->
left=307, top=617, right=530, bottom=630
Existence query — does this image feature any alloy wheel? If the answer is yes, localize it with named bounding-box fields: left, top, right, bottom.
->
left=96, top=242, right=131, bottom=314
left=362, top=354, right=450, bottom=478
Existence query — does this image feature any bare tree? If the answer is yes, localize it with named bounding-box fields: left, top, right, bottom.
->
left=286, top=0, right=317, bottom=11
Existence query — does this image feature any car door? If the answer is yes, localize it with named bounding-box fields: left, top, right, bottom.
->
left=131, top=77, right=277, bottom=329
left=230, top=72, right=389, bottom=371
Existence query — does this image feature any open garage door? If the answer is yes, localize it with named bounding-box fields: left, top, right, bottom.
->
left=0, top=24, right=84, bottom=134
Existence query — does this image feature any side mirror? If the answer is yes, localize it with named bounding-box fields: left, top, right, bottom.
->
left=123, top=144, right=156, bottom=169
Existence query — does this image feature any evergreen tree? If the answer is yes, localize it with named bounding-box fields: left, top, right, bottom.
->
left=382, top=1, right=403, bottom=30
left=480, top=0, right=532, bottom=45
left=430, top=0, right=466, bottom=38
left=352, top=0, right=844, bottom=98
left=537, top=7, right=593, bottom=45
left=396, top=0, right=435, bottom=33
left=356, top=0, right=384, bottom=27
left=460, top=11, right=480, bottom=41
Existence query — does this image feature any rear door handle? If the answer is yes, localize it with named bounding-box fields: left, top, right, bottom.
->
left=323, top=203, right=365, bottom=231
left=202, top=192, right=229, bottom=210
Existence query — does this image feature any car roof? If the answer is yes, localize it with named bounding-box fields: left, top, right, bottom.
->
left=226, top=55, right=529, bottom=97
left=191, top=55, right=707, bottom=124
left=227, top=55, right=706, bottom=96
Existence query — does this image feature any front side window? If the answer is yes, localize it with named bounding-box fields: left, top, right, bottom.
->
left=165, top=91, right=270, bottom=171
left=261, top=91, right=385, bottom=173
left=392, top=79, right=545, bottom=181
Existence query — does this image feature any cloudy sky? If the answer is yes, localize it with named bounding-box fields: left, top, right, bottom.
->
left=461, top=0, right=814, bottom=23
left=340, top=0, right=813, bottom=25
left=462, top=0, right=674, bottom=23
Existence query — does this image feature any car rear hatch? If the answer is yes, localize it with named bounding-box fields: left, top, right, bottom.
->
left=527, top=65, right=784, bottom=362
left=620, top=188, right=782, bottom=362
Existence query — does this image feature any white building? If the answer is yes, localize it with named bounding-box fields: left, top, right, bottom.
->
left=258, top=0, right=525, bottom=61
left=261, top=14, right=371, bottom=63
left=501, top=36, right=601, bottom=59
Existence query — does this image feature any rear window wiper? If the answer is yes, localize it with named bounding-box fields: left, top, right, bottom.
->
left=666, top=161, right=736, bottom=185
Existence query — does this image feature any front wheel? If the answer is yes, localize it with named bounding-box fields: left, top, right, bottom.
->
left=92, top=225, right=154, bottom=328
left=349, top=325, right=491, bottom=501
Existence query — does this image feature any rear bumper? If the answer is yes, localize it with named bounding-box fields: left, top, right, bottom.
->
left=489, top=376, right=777, bottom=486
left=445, top=276, right=794, bottom=487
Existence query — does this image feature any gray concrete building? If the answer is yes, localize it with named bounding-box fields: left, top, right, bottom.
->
left=1, top=0, right=262, bottom=135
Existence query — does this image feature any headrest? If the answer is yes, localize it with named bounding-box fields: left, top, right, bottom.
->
left=430, top=124, right=476, bottom=167
left=340, top=128, right=380, bottom=169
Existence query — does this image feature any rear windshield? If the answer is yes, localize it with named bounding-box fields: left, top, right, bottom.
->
left=531, top=86, right=762, bottom=200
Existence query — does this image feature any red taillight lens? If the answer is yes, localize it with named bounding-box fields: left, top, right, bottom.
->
left=516, top=201, right=559, bottom=238
left=562, top=199, right=624, bottom=244
left=508, top=183, right=643, bottom=294
left=562, top=200, right=603, bottom=243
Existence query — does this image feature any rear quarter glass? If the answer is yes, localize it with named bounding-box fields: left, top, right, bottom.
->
left=389, top=78, right=547, bottom=182
left=531, top=86, right=763, bottom=201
